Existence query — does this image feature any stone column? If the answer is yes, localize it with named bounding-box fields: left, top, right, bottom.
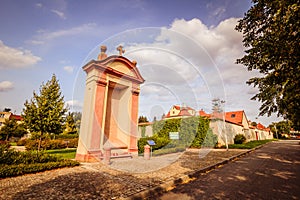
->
left=128, top=85, right=139, bottom=153
left=75, top=69, right=108, bottom=162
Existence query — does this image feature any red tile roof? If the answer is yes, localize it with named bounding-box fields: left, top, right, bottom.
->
left=225, top=111, right=244, bottom=126
left=10, top=114, right=23, bottom=121
left=138, top=122, right=153, bottom=126
left=256, top=123, right=267, bottom=130
left=199, top=110, right=211, bottom=118
left=178, top=109, right=193, bottom=116
left=164, top=105, right=195, bottom=119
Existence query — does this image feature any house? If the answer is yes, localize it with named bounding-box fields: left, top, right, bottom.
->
left=137, top=104, right=196, bottom=138
left=138, top=105, right=273, bottom=146
left=250, top=122, right=273, bottom=140
left=199, top=110, right=273, bottom=146
left=0, top=111, right=23, bottom=129
left=164, top=104, right=196, bottom=119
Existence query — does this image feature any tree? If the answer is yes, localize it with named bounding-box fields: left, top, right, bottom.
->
left=3, top=108, right=11, bottom=112
left=138, top=115, right=149, bottom=123
left=22, top=74, right=67, bottom=151
left=236, top=0, right=300, bottom=130
left=64, top=112, right=78, bottom=134
left=153, top=116, right=157, bottom=122
left=72, top=111, right=82, bottom=131
left=269, top=120, right=291, bottom=138
left=0, top=118, right=27, bottom=141
left=251, top=121, right=257, bottom=127
left=212, top=98, right=225, bottom=114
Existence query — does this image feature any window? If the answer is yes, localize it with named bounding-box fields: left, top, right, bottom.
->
left=0, top=114, right=5, bottom=118
left=231, top=114, right=236, bottom=118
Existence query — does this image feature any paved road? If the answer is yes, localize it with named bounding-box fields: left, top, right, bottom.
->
left=158, top=140, right=300, bottom=200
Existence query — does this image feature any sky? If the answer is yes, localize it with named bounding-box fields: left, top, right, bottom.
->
left=0, top=0, right=282, bottom=126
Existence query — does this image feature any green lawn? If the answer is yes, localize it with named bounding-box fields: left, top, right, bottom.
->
left=46, top=148, right=77, bottom=159
left=223, top=139, right=277, bottom=149
left=9, top=142, right=17, bottom=146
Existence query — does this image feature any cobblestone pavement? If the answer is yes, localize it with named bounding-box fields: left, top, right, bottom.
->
left=0, top=149, right=247, bottom=200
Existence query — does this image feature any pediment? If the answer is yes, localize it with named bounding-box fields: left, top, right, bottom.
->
left=83, top=55, right=145, bottom=84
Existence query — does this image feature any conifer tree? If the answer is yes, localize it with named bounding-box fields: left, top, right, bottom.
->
left=22, top=74, right=67, bottom=151
left=64, top=112, right=78, bottom=134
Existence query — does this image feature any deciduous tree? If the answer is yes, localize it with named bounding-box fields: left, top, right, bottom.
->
left=0, top=118, right=27, bottom=141
left=236, top=0, right=300, bottom=129
left=269, top=120, right=291, bottom=138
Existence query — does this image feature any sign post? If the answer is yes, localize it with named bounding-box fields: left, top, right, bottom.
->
left=147, top=140, right=156, bottom=158
left=169, top=132, right=179, bottom=140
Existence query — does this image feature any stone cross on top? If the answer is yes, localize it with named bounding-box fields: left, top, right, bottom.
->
left=117, top=45, right=125, bottom=56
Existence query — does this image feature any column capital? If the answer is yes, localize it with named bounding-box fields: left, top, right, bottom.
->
left=131, top=84, right=140, bottom=95
left=97, top=77, right=107, bottom=86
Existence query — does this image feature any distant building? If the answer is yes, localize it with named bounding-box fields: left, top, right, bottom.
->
left=164, top=104, right=196, bottom=119
left=199, top=110, right=273, bottom=146
left=138, top=105, right=273, bottom=145
left=0, top=111, right=23, bottom=129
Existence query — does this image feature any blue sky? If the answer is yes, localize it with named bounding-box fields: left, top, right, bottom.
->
left=0, top=0, right=282, bottom=126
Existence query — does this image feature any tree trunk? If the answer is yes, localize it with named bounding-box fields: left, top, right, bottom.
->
left=38, top=136, right=42, bottom=152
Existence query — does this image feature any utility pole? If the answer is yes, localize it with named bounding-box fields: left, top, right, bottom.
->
left=274, top=124, right=279, bottom=139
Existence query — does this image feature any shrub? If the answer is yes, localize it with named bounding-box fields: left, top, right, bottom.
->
left=66, top=138, right=78, bottom=148
left=0, top=147, right=59, bottom=165
left=138, top=136, right=154, bottom=154
left=0, top=143, right=80, bottom=178
left=0, top=140, right=11, bottom=148
left=0, top=160, right=79, bottom=178
left=25, top=139, right=39, bottom=150
left=234, top=134, right=246, bottom=144
left=16, top=139, right=27, bottom=146
left=25, top=138, right=78, bottom=150
left=137, top=135, right=170, bottom=154
left=201, top=129, right=218, bottom=148
left=51, top=134, right=79, bottom=139
left=138, top=116, right=213, bottom=153
left=152, top=147, right=186, bottom=156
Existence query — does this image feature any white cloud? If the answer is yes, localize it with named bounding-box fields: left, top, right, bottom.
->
left=0, top=41, right=41, bottom=69
left=212, top=7, right=226, bottom=19
left=0, top=81, right=14, bottom=92
left=51, top=9, right=66, bottom=19
left=116, top=18, right=266, bottom=122
left=66, top=100, right=83, bottom=111
left=35, top=3, right=43, bottom=8
left=28, top=23, right=98, bottom=45
left=63, top=66, right=74, bottom=73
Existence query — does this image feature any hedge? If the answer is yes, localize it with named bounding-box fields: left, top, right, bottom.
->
left=0, top=160, right=79, bottom=178
left=22, top=138, right=78, bottom=150
left=0, top=143, right=79, bottom=178
left=138, top=116, right=218, bottom=153
left=152, top=147, right=186, bottom=156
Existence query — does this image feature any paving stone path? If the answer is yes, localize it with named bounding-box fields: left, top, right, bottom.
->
left=0, top=149, right=247, bottom=200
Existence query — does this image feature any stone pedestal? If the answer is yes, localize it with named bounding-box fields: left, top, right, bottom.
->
left=144, top=145, right=151, bottom=160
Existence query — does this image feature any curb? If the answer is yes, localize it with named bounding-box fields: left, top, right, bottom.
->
left=123, top=144, right=268, bottom=200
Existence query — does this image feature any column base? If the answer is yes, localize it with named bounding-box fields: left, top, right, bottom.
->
left=75, top=150, right=103, bottom=162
